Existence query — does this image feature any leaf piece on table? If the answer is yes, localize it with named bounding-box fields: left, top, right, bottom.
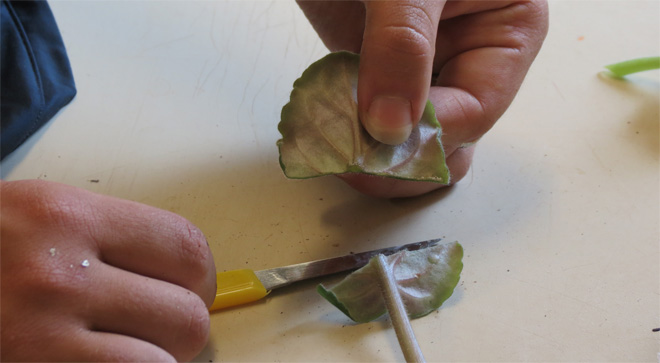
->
left=318, top=241, right=463, bottom=323
left=277, top=51, right=449, bottom=184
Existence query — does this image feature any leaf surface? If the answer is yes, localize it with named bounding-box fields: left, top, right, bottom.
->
left=318, top=241, right=463, bottom=323
left=277, top=52, right=449, bottom=183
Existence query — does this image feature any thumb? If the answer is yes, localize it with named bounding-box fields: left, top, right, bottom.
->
left=358, top=0, right=444, bottom=145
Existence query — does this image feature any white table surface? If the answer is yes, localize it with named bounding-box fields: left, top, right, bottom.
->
left=2, top=1, right=659, bottom=361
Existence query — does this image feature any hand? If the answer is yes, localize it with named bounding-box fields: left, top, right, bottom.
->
left=298, top=0, right=549, bottom=197
left=0, top=180, right=216, bottom=362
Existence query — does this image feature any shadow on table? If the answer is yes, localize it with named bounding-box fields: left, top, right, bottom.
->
left=597, top=71, right=659, bottom=159
left=110, top=130, right=548, bottom=274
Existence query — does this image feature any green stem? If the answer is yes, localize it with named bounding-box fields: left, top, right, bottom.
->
left=374, top=254, right=426, bottom=363
left=605, top=56, right=660, bottom=77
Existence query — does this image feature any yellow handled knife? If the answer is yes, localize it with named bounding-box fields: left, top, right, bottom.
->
left=210, top=238, right=440, bottom=311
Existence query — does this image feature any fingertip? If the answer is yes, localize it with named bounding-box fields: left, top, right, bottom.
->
left=363, top=95, right=413, bottom=145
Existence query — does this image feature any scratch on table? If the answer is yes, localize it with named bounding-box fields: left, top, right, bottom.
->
left=272, top=73, right=285, bottom=98
left=560, top=262, right=599, bottom=272
left=254, top=21, right=289, bottom=35
left=250, top=79, right=268, bottom=121
left=136, top=34, right=195, bottom=55
left=290, top=5, right=300, bottom=49
left=237, top=26, right=265, bottom=123
left=584, top=138, right=611, bottom=174
left=297, top=220, right=312, bottom=260
left=194, top=56, right=223, bottom=97
left=194, top=60, right=209, bottom=97
left=552, top=81, right=566, bottom=101
left=253, top=0, right=274, bottom=24
left=512, top=277, right=608, bottom=313
left=209, top=6, right=218, bottom=52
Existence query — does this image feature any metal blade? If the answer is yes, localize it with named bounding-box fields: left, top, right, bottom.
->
left=254, top=238, right=441, bottom=291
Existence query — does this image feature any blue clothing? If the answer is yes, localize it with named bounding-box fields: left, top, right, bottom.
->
left=1, top=0, right=76, bottom=160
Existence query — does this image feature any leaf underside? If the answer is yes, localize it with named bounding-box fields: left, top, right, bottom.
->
left=318, top=241, right=463, bottom=323
left=277, top=52, right=450, bottom=184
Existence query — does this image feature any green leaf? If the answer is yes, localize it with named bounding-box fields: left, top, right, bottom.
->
left=318, top=241, right=463, bottom=323
left=277, top=52, right=449, bottom=184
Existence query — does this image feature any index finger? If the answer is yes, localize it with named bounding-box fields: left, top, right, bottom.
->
left=358, top=0, right=445, bottom=145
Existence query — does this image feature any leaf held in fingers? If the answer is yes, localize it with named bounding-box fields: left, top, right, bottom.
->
left=318, top=241, right=463, bottom=323
left=277, top=52, right=449, bottom=183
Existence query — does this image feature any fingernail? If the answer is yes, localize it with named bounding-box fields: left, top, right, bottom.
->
left=364, top=96, right=413, bottom=145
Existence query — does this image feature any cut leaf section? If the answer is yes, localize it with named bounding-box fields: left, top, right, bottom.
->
left=277, top=52, right=449, bottom=184
left=318, top=241, right=463, bottom=323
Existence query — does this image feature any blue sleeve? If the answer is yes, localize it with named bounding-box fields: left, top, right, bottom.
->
left=1, top=0, right=76, bottom=160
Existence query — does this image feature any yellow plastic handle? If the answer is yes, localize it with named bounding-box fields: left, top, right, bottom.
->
left=209, top=269, right=269, bottom=311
